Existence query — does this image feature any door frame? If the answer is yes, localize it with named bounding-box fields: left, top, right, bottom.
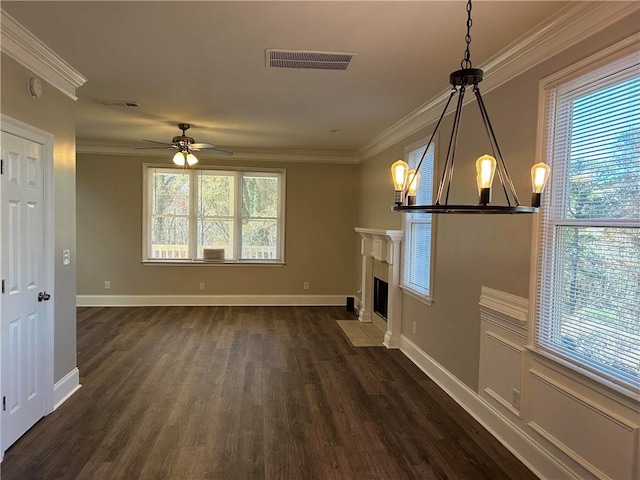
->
left=0, top=114, right=55, bottom=459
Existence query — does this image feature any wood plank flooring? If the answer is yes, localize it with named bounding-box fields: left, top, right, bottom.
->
left=1, top=306, right=537, bottom=479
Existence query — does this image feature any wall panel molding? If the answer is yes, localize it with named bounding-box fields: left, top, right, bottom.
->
left=479, top=286, right=528, bottom=328
left=528, top=369, right=639, bottom=480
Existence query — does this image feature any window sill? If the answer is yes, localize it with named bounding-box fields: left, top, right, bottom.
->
left=526, top=346, right=640, bottom=408
left=401, top=286, right=433, bottom=307
left=142, top=260, right=285, bottom=266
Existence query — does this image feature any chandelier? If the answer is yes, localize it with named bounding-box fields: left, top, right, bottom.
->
left=391, top=0, right=550, bottom=214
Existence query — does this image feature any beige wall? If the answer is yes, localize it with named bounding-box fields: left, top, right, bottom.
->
left=77, top=154, right=357, bottom=297
left=1, top=54, right=77, bottom=383
left=356, top=14, right=640, bottom=390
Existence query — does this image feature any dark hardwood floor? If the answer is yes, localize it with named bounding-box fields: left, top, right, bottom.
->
left=1, top=306, right=537, bottom=479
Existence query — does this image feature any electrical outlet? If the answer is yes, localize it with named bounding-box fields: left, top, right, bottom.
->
left=199, top=282, right=205, bottom=291
left=412, top=321, right=417, bottom=334
left=104, top=281, right=111, bottom=289
left=512, top=388, right=521, bottom=410
left=303, top=281, right=309, bottom=290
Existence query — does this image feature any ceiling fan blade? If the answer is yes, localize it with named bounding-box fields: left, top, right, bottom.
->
left=142, top=139, right=174, bottom=146
left=191, top=143, right=215, bottom=149
left=199, top=147, right=234, bottom=156
left=134, top=146, right=177, bottom=150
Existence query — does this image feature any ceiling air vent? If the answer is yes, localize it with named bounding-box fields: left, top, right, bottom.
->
left=266, top=49, right=356, bottom=70
left=95, top=100, right=140, bottom=107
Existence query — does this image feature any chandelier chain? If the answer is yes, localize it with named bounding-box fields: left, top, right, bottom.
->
left=461, top=0, right=473, bottom=69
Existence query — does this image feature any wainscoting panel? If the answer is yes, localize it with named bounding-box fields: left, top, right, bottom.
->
left=484, top=332, right=524, bottom=417
left=528, top=368, right=639, bottom=480
left=479, top=287, right=528, bottom=419
left=475, top=286, right=640, bottom=480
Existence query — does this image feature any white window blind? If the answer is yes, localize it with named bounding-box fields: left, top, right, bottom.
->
left=144, top=166, right=284, bottom=263
left=402, top=142, right=435, bottom=298
left=535, top=50, right=640, bottom=393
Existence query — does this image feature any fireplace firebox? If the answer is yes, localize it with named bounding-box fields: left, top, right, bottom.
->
left=373, top=277, right=389, bottom=320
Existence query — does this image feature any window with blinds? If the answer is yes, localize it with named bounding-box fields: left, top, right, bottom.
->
left=143, top=166, right=285, bottom=263
left=402, top=140, right=435, bottom=300
left=534, top=47, right=639, bottom=393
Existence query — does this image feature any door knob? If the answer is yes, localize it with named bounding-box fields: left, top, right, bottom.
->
left=37, top=292, right=51, bottom=302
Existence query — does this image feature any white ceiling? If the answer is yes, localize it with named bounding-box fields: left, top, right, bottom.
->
left=3, top=1, right=571, bottom=155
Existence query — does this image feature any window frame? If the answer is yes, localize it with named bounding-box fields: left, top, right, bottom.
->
left=142, top=164, right=286, bottom=265
left=529, top=35, right=640, bottom=398
left=401, top=136, right=437, bottom=305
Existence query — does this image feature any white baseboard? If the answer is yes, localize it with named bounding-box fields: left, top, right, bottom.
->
left=53, top=367, right=81, bottom=411
left=77, top=294, right=350, bottom=307
left=399, top=335, right=575, bottom=480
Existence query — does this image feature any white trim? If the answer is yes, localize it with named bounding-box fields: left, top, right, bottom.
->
left=479, top=286, right=528, bottom=327
left=0, top=9, right=86, bottom=101
left=77, top=294, right=349, bottom=307
left=527, top=423, right=609, bottom=480
left=358, top=2, right=639, bottom=160
left=78, top=140, right=359, bottom=164
left=400, top=286, right=433, bottom=307
left=399, top=335, right=576, bottom=480
left=53, top=368, right=81, bottom=411
left=539, top=32, right=640, bottom=90
left=528, top=347, right=640, bottom=410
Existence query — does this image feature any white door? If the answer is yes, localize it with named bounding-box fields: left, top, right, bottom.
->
left=1, top=132, right=47, bottom=450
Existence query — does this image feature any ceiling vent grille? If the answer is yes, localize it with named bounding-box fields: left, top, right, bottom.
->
left=266, top=49, right=356, bottom=70
left=95, top=100, right=140, bottom=107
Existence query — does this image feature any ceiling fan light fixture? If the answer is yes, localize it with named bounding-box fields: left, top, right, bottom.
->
left=172, top=150, right=198, bottom=167
left=173, top=151, right=186, bottom=166
left=186, top=152, right=198, bottom=166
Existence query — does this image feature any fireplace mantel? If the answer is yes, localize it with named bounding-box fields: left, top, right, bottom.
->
left=355, top=227, right=403, bottom=348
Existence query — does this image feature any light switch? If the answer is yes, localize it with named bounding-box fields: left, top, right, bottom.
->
left=62, top=249, right=70, bottom=266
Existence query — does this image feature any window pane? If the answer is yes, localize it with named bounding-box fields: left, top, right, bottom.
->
left=198, top=172, right=234, bottom=217
left=564, top=76, right=640, bottom=220
left=241, top=219, right=277, bottom=259
left=150, top=216, right=189, bottom=259
left=407, top=222, right=432, bottom=293
left=197, top=219, right=233, bottom=259
left=242, top=175, right=279, bottom=218
left=402, top=142, right=434, bottom=296
left=152, top=171, right=190, bottom=215
left=545, top=226, right=640, bottom=385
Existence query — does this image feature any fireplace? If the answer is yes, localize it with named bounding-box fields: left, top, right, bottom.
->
left=373, top=277, right=389, bottom=320
left=355, top=227, right=403, bottom=348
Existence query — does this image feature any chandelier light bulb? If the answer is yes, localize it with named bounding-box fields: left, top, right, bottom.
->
left=531, top=162, right=551, bottom=207
left=391, top=160, right=409, bottom=204
left=407, top=169, right=421, bottom=205
left=186, top=153, right=198, bottom=166
left=476, top=154, right=496, bottom=205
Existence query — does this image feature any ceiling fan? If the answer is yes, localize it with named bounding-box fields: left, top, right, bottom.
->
left=138, top=123, right=233, bottom=166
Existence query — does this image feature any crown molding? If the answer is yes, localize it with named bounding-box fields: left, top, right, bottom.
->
left=76, top=139, right=360, bottom=164
left=358, top=2, right=640, bottom=161
left=1, top=9, right=87, bottom=101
